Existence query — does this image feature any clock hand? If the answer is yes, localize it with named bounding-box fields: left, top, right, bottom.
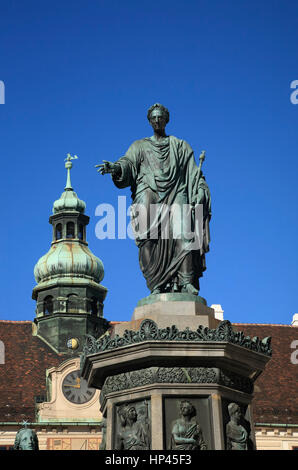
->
left=64, top=384, right=81, bottom=389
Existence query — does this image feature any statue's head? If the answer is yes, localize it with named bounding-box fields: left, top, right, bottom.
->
left=228, top=403, right=241, bottom=423
left=118, top=404, right=138, bottom=425
left=14, top=427, right=39, bottom=450
left=179, top=400, right=196, bottom=418
left=127, top=406, right=137, bottom=422
left=147, top=103, right=169, bottom=132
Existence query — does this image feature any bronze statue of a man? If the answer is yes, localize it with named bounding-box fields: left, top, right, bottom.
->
left=97, top=103, right=211, bottom=296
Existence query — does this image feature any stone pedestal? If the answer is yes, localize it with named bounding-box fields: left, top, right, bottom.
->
left=80, top=295, right=272, bottom=450
left=132, top=293, right=218, bottom=329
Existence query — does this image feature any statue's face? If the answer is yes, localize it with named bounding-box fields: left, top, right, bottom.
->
left=127, top=407, right=137, bottom=421
left=232, top=406, right=241, bottom=423
left=18, top=429, right=36, bottom=450
left=181, top=401, right=192, bottom=417
left=149, top=108, right=167, bottom=133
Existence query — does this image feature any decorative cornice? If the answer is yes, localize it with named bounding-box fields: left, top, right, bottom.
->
left=80, top=319, right=272, bottom=371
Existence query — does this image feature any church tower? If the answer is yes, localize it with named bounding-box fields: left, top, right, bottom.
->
left=32, top=155, right=109, bottom=354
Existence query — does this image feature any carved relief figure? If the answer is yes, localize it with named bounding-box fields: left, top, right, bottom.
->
left=171, top=400, right=207, bottom=450
left=116, top=404, right=150, bottom=450
left=226, top=403, right=248, bottom=450
left=99, top=418, right=106, bottom=450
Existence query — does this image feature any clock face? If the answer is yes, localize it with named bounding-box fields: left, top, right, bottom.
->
left=62, top=370, right=96, bottom=404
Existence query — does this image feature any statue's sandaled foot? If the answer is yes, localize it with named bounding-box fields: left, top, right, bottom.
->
left=181, top=283, right=198, bottom=295
left=151, top=287, right=161, bottom=295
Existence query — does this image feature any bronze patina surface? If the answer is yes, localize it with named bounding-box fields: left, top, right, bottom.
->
left=96, top=103, right=211, bottom=297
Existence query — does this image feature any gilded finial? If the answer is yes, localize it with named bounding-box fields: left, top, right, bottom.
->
left=65, top=153, right=78, bottom=190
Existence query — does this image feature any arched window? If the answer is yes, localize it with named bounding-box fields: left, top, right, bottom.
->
left=91, top=297, right=98, bottom=316
left=66, top=221, right=75, bottom=239
left=55, top=223, right=62, bottom=240
left=78, top=224, right=84, bottom=241
left=44, top=296, right=53, bottom=316
left=67, top=294, right=78, bottom=312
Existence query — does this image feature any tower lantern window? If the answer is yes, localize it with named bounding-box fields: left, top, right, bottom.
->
left=44, top=296, right=53, bottom=316
left=66, top=221, right=75, bottom=239
left=55, top=223, right=62, bottom=240
left=78, top=224, right=84, bottom=240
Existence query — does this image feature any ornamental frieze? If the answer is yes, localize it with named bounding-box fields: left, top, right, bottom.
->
left=99, top=366, right=253, bottom=406
left=80, top=319, right=272, bottom=372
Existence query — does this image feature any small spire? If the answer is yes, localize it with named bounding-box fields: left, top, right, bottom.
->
left=65, top=153, right=78, bottom=190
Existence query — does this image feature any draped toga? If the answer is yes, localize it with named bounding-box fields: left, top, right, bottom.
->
left=226, top=421, right=248, bottom=450
left=112, top=135, right=211, bottom=293
left=170, top=419, right=207, bottom=450
left=116, top=420, right=150, bottom=450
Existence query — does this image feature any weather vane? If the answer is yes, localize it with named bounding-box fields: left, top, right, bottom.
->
left=65, top=153, right=78, bottom=190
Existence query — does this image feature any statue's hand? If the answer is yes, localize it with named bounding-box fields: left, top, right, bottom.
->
left=196, top=187, right=205, bottom=205
left=95, top=160, right=117, bottom=175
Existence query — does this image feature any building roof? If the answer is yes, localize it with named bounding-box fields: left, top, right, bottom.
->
left=0, top=319, right=297, bottom=426
left=0, top=321, right=63, bottom=422
left=232, top=323, right=298, bottom=425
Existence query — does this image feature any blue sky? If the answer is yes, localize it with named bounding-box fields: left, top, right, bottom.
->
left=0, top=0, right=297, bottom=325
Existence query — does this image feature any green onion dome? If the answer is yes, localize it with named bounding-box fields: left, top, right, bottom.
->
left=34, top=241, right=104, bottom=284
left=53, top=188, right=86, bottom=214
left=34, top=154, right=104, bottom=286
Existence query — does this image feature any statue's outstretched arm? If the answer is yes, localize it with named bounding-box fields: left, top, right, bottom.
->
left=95, top=160, right=121, bottom=177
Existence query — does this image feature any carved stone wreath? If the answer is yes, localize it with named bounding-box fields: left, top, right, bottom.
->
left=139, top=319, right=158, bottom=340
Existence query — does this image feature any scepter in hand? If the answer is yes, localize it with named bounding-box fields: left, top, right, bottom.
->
left=193, top=150, right=206, bottom=208
left=198, top=150, right=206, bottom=177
